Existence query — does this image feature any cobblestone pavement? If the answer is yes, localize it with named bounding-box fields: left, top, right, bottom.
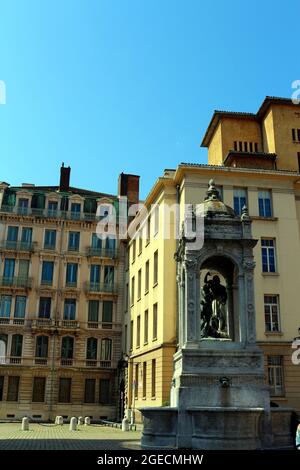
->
left=0, top=423, right=141, bottom=450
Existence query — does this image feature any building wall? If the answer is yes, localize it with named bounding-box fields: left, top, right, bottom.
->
left=0, top=204, right=123, bottom=421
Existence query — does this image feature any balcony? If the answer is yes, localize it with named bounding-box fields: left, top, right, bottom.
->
left=0, top=240, right=36, bottom=252
left=0, top=277, right=32, bottom=289
left=0, top=355, right=115, bottom=369
left=0, top=317, right=25, bottom=326
left=84, top=282, right=117, bottom=294
left=0, top=205, right=106, bottom=222
left=59, top=319, right=80, bottom=329
left=86, top=247, right=118, bottom=259
left=31, top=318, right=54, bottom=328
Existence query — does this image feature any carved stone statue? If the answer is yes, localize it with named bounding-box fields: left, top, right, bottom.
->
left=201, top=272, right=228, bottom=338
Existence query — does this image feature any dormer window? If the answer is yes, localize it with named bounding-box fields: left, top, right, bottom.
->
left=18, top=198, right=29, bottom=215
left=70, top=202, right=81, bottom=220
left=48, top=201, right=58, bottom=217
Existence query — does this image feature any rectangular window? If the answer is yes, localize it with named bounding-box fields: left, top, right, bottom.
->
left=143, top=362, right=147, bottom=398
left=90, top=264, right=100, bottom=284
left=18, top=198, right=29, bottom=214
left=68, top=232, right=80, bottom=251
left=0, top=376, right=4, bottom=401
left=7, top=227, right=18, bottom=248
left=298, top=129, right=300, bottom=142
left=151, top=359, right=156, bottom=397
left=261, top=239, right=276, bottom=273
left=233, top=141, right=237, bottom=151
left=58, top=378, right=71, bottom=403
left=48, top=201, right=58, bottom=216
left=32, top=377, right=46, bottom=402
left=104, top=266, right=114, bottom=285
left=254, top=142, right=258, bottom=152
left=154, top=205, right=159, bottom=236
left=21, top=227, right=32, bottom=245
left=91, top=233, right=102, bottom=250
left=233, top=188, right=247, bottom=216
left=99, top=378, right=110, bottom=404
left=130, top=320, right=133, bottom=351
left=267, top=356, right=284, bottom=396
left=70, top=202, right=81, bottom=219
left=144, top=309, right=148, bottom=344
left=249, top=142, right=253, bottom=152
left=125, top=283, right=129, bottom=312
left=258, top=190, right=272, bottom=217
left=244, top=142, right=248, bottom=152
left=146, top=216, right=151, bottom=245
left=153, top=303, right=158, bottom=340
left=134, top=364, right=139, bottom=399
left=132, top=239, right=136, bottom=263
left=136, top=315, right=141, bottom=348
left=264, top=295, right=280, bottom=332
left=64, top=299, right=76, bottom=320
left=292, top=128, right=296, bottom=141
left=124, top=324, right=128, bottom=352
left=137, top=269, right=142, bottom=300
left=84, top=378, right=96, bottom=403
left=14, top=296, right=26, bottom=319
left=3, top=258, right=15, bottom=279
left=0, top=295, right=12, bottom=318
left=88, top=300, right=99, bottom=322
left=238, top=141, right=243, bottom=151
left=39, top=297, right=51, bottom=319
left=153, top=250, right=158, bottom=285
left=298, top=152, right=300, bottom=173
left=7, top=376, right=20, bottom=401
left=18, top=259, right=29, bottom=279
left=11, top=335, right=23, bottom=357
left=131, top=277, right=135, bottom=305
left=44, top=229, right=56, bottom=249
left=66, top=263, right=78, bottom=286
left=41, top=261, right=54, bottom=285
left=145, top=260, right=149, bottom=293
left=100, top=338, right=112, bottom=361
left=102, top=301, right=113, bottom=327
left=138, top=231, right=143, bottom=254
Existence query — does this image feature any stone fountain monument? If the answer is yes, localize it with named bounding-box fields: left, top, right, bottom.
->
left=140, top=180, right=293, bottom=449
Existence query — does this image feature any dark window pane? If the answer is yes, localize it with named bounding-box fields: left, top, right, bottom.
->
left=84, top=378, right=96, bottom=403
left=7, top=376, right=20, bottom=401
left=32, top=377, right=46, bottom=402
left=58, top=378, right=71, bottom=403
left=99, top=379, right=110, bottom=404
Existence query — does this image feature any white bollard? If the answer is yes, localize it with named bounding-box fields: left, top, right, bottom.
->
left=84, top=416, right=90, bottom=426
left=78, top=416, right=84, bottom=425
left=22, top=417, right=29, bottom=431
left=57, top=416, right=63, bottom=425
left=69, top=416, right=77, bottom=431
left=122, top=417, right=129, bottom=432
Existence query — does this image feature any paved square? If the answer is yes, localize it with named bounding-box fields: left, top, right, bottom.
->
left=0, top=423, right=141, bottom=450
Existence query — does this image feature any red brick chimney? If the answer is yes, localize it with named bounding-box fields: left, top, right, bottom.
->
left=59, top=163, right=71, bottom=192
left=118, top=173, right=140, bottom=205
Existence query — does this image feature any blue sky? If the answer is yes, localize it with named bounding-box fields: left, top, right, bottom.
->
left=0, top=0, right=299, bottom=198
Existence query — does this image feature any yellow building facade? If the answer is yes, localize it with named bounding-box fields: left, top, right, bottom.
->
left=125, top=97, right=300, bottom=421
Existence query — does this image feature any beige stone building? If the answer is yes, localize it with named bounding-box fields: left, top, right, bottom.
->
left=0, top=165, right=139, bottom=421
left=125, top=97, right=300, bottom=421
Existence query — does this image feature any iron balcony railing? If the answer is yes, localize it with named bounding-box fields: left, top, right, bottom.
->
left=0, top=205, right=113, bottom=222
left=0, top=276, right=32, bottom=288
left=0, top=317, right=121, bottom=331
left=0, top=356, right=115, bottom=368
left=0, top=317, right=25, bottom=326
left=84, top=282, right=117, bottom=294
left=0, top=240, right=36, bottom=252
left=86, top=247, right=118, bottom=259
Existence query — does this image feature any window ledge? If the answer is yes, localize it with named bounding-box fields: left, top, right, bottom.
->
left=144, top=290, right=149, bottom=296
left=152, top=337, right=157, bottom=342
left=252, top=216, right=278, bottom=221
left=137, top=297, right=141, bottom=302
left=145, top=241, right=150, bottom=247
left=265, top=331, right=283, bottom=337
left=261, top=272, right=279, bottom=277
left=151, top=397, right=156, bottom=400
left=153, top=282, right=158, bottom=288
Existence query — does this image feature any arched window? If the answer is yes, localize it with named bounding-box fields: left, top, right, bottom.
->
left=100, top=338, right=112, bottom=361
left=61, top=336, right=74, bottom=359
left=35, top=336, right=49, bottom=358
left=0, top=334, right=7, bottom=364
left=11, top=334, right=23, bottom=357
left=86, top=338, right=97, bottom=360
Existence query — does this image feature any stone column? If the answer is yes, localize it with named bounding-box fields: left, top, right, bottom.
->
left=183, top=256, right=199, bottom=348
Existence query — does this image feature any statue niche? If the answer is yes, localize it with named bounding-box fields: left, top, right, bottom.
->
left=200, top=256, right=235, bottom=340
